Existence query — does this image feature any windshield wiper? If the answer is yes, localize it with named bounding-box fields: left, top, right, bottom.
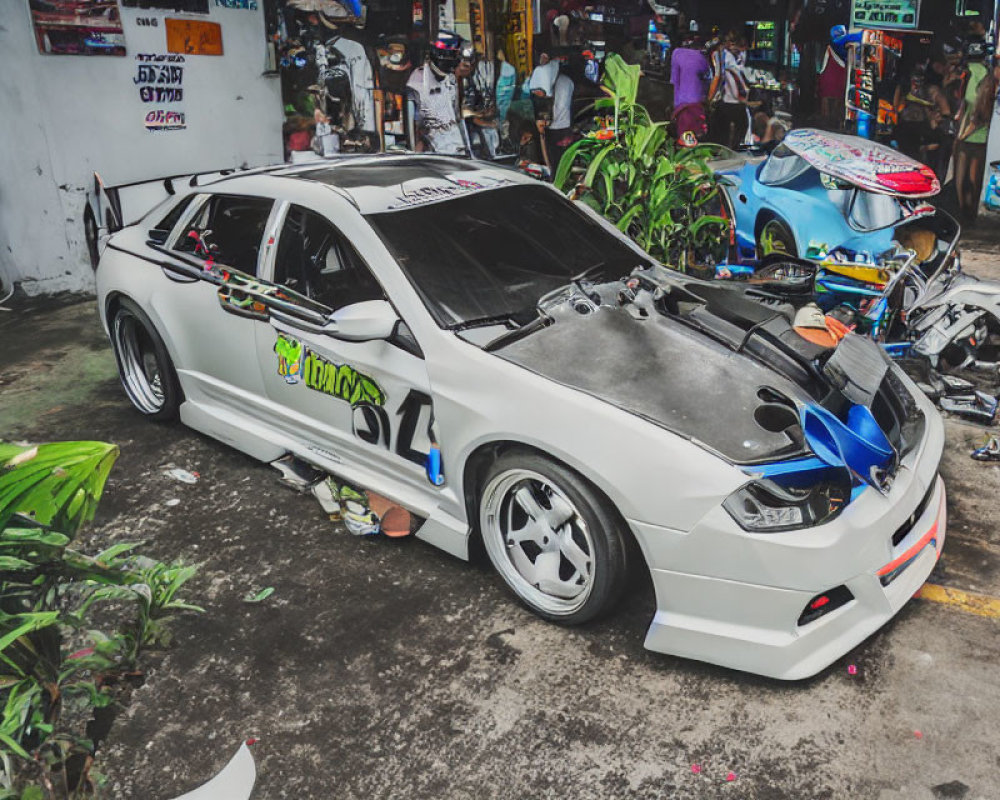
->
left=450, top=313, right=519, bottom=332
left=484, top=312, right=551, bottom=352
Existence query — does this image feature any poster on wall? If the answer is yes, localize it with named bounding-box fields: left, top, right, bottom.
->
left=135, top=52, right=187, bottom=131
left=851, top=0, right=921, bottom=31
left=165, top=18, right=223, bottom=55
left=28, top=0, right=127, bottom=56
left=120, top=0, right=209, bottom=12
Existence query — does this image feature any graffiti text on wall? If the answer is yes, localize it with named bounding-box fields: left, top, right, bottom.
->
left=145, top=110, right=187, bottom=131
left=215, top=0, right=258, bottom=8
left=136, top=53, right=186, bottom=131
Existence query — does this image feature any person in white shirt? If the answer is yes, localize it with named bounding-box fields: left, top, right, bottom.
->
left=547, top=72, right=575, bottom=171
left=405, top=30, right=473, bottom=155
left=708, top=34, right=750, bottom=149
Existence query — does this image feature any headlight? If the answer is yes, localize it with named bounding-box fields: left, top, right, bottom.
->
left=723, top=478, right=850, bottom=533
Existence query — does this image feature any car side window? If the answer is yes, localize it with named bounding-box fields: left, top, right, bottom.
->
left=273, top=205, right=385, bottom=312
left=173, top=194, right=273, bottom=276
left=154, top=194, right=195, bottom=234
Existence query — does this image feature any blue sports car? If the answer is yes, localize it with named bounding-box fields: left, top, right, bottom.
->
left=711, top=129, right=941, bottom=264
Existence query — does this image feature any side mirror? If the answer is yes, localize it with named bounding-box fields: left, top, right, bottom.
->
left=326, top=300, right=400, bottom=342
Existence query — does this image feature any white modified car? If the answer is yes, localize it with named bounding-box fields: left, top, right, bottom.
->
left=95, top=156, right=946, bottom=680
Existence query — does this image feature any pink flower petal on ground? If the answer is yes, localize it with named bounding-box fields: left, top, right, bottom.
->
left=726, top=772, right=737, bottom=782
left=690, top=764, right=702, bottom=774
left=914, top=730, right=923, bottom=739
left=68, top=647, right=95, bottom=660
left=847, top=664, right=858, bottom=675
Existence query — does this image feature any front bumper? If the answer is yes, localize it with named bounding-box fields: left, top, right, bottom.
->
left=628, top=388, right=946, bottom=680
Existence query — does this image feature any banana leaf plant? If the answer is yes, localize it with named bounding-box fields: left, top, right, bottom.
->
left=0, top=442, right=202, bottom=798
left=554, top=54, right=730, bottom=271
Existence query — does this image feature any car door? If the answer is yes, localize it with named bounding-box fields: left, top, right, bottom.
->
left=150, top=192, right=279, bottom=410
left=253, top=203, right=442, bottom=498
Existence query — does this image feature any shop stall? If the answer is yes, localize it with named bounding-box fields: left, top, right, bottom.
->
left=266, top=0, right=501, bottom=158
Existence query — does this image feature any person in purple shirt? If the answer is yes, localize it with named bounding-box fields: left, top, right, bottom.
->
left=670, top=34, right=710, bottom=144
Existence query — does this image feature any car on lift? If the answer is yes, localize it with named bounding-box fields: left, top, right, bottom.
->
left=712, top=128, right=942, bottom=262
left=93, top=155, right=946, bottom=680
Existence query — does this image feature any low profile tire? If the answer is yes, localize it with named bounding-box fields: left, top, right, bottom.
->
left=478, top=451, right=629, bottom=625
left=757, top=218, right=797, bottom=259
left=109, top=298, right=181, bottom=421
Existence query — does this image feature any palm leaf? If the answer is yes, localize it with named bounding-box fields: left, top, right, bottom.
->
left=0, top=442, right=119, bottom=536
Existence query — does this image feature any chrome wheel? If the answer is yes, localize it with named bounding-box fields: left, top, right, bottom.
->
left=481, top=468, right=596, bottom=616
left=112, top=313, right=165, bottom=414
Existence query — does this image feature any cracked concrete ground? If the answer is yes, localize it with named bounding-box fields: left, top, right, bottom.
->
left=2, top=238, right=1000, bottom=799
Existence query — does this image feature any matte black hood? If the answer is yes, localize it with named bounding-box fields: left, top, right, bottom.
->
left=493, top=273, right=917, bottom=466
left=496, top=302, right=813, bottom=464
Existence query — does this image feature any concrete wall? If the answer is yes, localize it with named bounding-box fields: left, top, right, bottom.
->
left=0, top=2, right=284, bottom=296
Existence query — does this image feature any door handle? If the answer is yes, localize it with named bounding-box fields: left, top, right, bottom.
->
left=160, top=262, right=199, bottom=283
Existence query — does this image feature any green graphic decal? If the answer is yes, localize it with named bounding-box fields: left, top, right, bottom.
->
left=303, top=350, right=386, bottom=407
left=273, top=333, right=385, bottom=407
left=275, top=334, right=305, bottom=385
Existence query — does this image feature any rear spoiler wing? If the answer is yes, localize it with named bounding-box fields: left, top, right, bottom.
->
left=86, top=163, right=290, bottom=269
left=91, top=163, right=291, bottom=234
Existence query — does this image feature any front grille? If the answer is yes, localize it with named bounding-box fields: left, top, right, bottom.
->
left=891, top=477, right=937, bottom=547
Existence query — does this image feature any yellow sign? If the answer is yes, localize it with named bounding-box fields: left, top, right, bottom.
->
left=165, top=18, right=223, bottom=56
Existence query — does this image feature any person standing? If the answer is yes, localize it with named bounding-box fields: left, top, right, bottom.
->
left=546, top=71, right=575, bottom=172
left=670, top=34, right=709, bottom=144
left=893, top=70, right=947, bottom=164
left=818, top=25, right=859, bottom=130
left=708, top=35, right=750, bottom=149
left=954, top=50, right=999, bottom=223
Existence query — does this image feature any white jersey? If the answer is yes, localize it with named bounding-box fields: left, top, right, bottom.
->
left=406, top=66, right=468, bottom=156
left=328, top=36, right=376, bottom=132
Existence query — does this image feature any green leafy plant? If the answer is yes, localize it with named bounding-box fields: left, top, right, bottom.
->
left=0, top=442, right=203, bottom=798
left=554, top=54, right=730, bottom=271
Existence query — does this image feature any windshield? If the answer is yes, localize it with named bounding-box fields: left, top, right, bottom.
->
left=366, top=184, right=648, bottom=327
left=759, top=146, right=812, bottom=185
left=848, top=190, right=906, bottom=231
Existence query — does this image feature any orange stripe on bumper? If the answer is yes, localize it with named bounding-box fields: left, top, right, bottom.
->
left=877, top=492, right=944, bottom=578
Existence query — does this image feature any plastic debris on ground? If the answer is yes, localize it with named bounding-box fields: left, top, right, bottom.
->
left=917, top=374, right=999, bottom=425
left=971, top=434, right=1000, bottom=461
left=270, top=454, right=325, bottom=492
left=848, top=664, right=858, bottom=675
left=165, top=467, right=200, bottom=484
left=366, top=489, right=412, bottom=537
left=310, top=476, right=341, bottom=519
left=690, top=764, right=702, bottom=774
left=938, top=390, right=998, bottom=425
left=270, top=454, right=412, bottom=537
left=169, top=740, right=256, bottom=800
left=914, top=730, right=923, bottom=739
left=726, top=772, right=737, bottom=782
left=165, top=498, right=181, bottom=507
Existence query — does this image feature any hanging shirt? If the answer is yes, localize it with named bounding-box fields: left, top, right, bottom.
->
left=328, top=36, right=377, bottom=133
left=406, top=65, right=467, bottom=155
left=552, top=73, right=574, bottom=129
left=495, top=60, right=517, bottom=123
